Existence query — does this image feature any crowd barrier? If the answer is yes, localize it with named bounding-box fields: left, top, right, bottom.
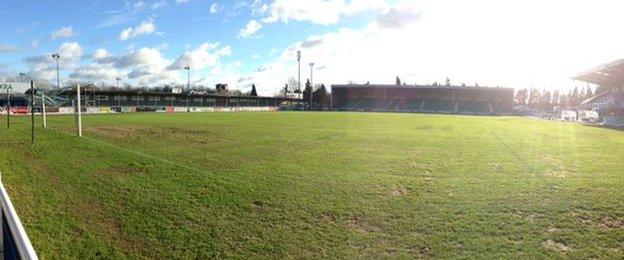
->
left=0, top=107, right=30, bottom=115
left=2, top=106, right=279, bottom=115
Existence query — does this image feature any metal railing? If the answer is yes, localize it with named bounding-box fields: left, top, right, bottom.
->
left=0, top=172, right=38, bottom=260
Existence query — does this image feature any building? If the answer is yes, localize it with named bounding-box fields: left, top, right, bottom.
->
left=575, top=59, right=624, bottom=127
left=57, top=88, right=298, bottom=112
left=331, top=84, right=514, bottom=115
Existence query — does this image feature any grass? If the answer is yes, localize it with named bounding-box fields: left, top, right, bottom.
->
left=0, top=111, right=623, bottom=258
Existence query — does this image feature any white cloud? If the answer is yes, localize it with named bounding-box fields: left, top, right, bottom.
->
left=99, top=47, right=176, bottom=84
left=376, top=3, right=421, bottom=29
left=252, top=53, right=260, bottom=59
left=69, top=63, right=121, bottom=82
left=50, top=26, right=76, bottom=40
left=209, top=3, right=219, bottom=14
left=261, top=0, right=387, bottom=25
left=24, top=42, right=84, bottom=81
left=240, top=0, right=624, bottom=95
left=151, top=0, right=168, bottom=10
left=167, top=42, right=232, bottom=70
left=237, top=20, right=262, bottom=39
left=176, top=0, right=189, bottom=3
left=30, top=39, right=40, bottom=48
left=0, top=44, right=21, bottom=53
left=119, top=20, right=157, bottom=41
left=92, top=49, right=109, bottom=60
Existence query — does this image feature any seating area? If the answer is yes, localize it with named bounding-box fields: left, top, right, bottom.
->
left=459, top=101, right=492, bottom=114
left=332, top=85, right=514, bottom=115
left=423, top=100, right=455, bottom=113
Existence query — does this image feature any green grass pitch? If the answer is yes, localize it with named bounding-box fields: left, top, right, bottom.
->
left=0, top=112, right=623, bottom=258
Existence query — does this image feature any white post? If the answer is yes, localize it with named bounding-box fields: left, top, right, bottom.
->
left=76, top=84, right=82, bottom=137
left=0, top=172, right=3, bottom=260
left=41, top=93, right=47, bottom=128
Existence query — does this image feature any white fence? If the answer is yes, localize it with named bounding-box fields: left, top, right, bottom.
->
left=0, top=173, right=38, bottom=259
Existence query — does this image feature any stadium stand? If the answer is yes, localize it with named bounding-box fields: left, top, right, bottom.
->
left=331, top=84, right=513, bottom=115
left=575, top=59, right=624, bottom=127
left=58, top=89, right=297, bottom=111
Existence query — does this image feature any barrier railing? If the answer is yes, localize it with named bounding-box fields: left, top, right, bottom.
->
left=0, top=173, right=38, bottom=260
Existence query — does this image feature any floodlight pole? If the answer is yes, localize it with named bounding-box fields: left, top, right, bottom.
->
left=116, top=77, right=122, bottom=107
left=30, top=81, right=34, bottom=144
left=309, top=62, right=314, bottom=111
left=184, top=66, right=191, bottom=92
left=41, top=93, right=47, bottom=128
left=52, top=53, right=60, bottom=90
left=76, top=84, right=82, bottom=137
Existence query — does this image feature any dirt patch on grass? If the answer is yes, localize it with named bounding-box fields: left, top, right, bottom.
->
left=441, top=125, right=454, bottom=131
left=409, top=162, right=432, bottom=173
left=251, top=201, right=267, bottom=212
left=414, top=125, right=433, bottom=130
left=392, top=187, right=407, bottom=196
left=600, top=216, right=624, bottom=230
left=347, top=215, right=378, bottom=233
left=166, top=127, right=211, bottom=135
left=542, top=239, right=571, bottom=252
left=572, top=211, right=594, bottom=226
left=68, top=197, right=147, bottom=255
left=539, top=154, right=569, bottom=177
left=491, top=162, right=503, bottom=173
left=321, top=212, right=336, bottom=222
left=547, top=227, right=560, bottom=233
left=89, top=125, right=141, bottom=138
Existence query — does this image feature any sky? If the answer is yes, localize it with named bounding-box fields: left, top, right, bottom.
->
left=1, top=0, right=624, bottom=96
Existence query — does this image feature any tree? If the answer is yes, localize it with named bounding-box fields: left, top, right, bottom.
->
left=571, top=86, right=579, bottom=106
left=303, top=79, right=313, bottom=106
left=540, top=90, right=552, bottom=111
left=514, top=88, right=528, bottom=106
left=250, top=84, right=258, bottom=96
left=552, top=89, right=560, bottom=106
left=527, top=88, right=541, bottom=108
left=286, top=77, right=300, bottom=92
left=395, top=76, right=401, bottom=85
left=585, top=85, right=593, bottom=100
left=313, top=84, right=330, bottom=110
left=445, top=77, right=451, bottom=87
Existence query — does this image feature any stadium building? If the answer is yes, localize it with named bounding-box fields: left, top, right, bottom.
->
left=575, top=59, right=624, bottom=127
left=55, top=88, right=298, bottom=113
left=331, top=84, right=514, bottom=115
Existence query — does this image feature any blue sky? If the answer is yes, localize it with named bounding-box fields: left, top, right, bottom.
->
left=1, top=0, right=624, bottom=95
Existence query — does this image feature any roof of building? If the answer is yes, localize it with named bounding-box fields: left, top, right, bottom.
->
left=581, top=90, right=624, bottom=106
left=57, top=89, right=299, bottom=100
left=331, top=84, right=514, bottom=91
left=574, top=59, right=624, bottom=87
